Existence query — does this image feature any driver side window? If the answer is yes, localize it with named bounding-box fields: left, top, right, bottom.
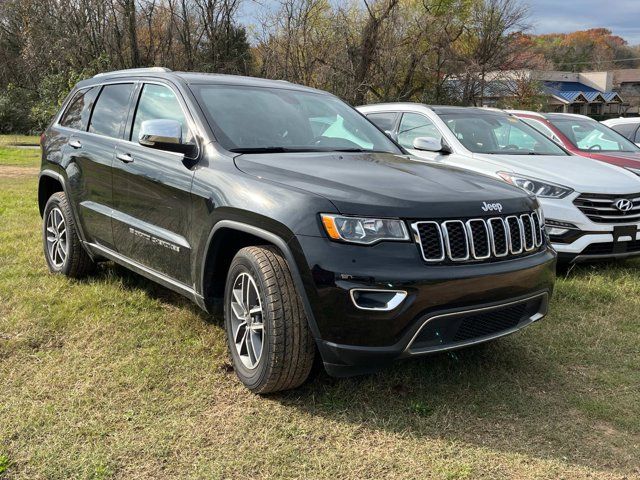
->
left=397, top=113, right=442, bottom=150
left=493, top=122, right=539, bottom=151
left=131, top=84, right=191, bottom=143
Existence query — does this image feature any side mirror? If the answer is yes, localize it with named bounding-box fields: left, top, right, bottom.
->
left=412, top=136, right=451, bottom=154
left=139, top=119, right=194, bottom=155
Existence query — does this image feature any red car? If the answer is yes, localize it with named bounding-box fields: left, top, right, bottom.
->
left=508, top=111, right=640, bottom=175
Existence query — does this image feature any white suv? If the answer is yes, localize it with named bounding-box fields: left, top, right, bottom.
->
left=602, top=117, right=640, bottom=147
left=358, top=103, right=640, bottom=263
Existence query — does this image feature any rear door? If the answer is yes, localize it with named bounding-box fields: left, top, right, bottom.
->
left=110, top=81, right=197, bottom=284
left=61, top=83, right=134, bottom=249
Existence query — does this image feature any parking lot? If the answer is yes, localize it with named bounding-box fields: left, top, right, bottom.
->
left=0, top=136, right=638, bottom=479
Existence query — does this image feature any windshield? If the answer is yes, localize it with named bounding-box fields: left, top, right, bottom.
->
left=191, top=84, right=402, bottom=154
left=438, top=112, right=568, bottom=155
left=549, top=118, right=640, bottom=152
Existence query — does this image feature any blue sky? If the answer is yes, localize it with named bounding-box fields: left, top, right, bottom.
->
left=521, top=0, right=640, bottom=44
left=240, top=0, right=640, bottom=45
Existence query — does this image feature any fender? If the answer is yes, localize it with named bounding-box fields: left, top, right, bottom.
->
left=39, top=169, right=92, bottom=251
left=200, top=219, right=322, bottom=340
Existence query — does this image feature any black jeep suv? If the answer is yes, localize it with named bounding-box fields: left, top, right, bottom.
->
left=39, top=67, right=556, bottom=393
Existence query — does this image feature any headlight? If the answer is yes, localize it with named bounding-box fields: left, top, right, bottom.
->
left=497, top=172, right=573, bottom=199
left=626, top=167, right=640, bottom=177
left=321, top=214, right=409, bottom=244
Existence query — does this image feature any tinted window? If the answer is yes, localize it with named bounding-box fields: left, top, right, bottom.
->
left=439, top=112, right=567, bottom=155
left=89, top=83, right=134, bottom=138
left=60, top=87, right=98, bottom=130
left=398, top=113, right=442, bottom=149
left=366, top=112, right=398, bottom=132
left=635, top=128, right=640, bottom=144
left=520, top=118, right=561, bottom=143
left=609, top=122, right=638, bottom=140
left=191, top=85, right=402, bottom=154
left=131, top=84, right=190, bottom=143
left=551, top=118, right=640, bottom=152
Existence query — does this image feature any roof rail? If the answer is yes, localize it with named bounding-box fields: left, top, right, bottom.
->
left=506, top=109, right=546, bottom=118
left=93, top=67, right=172, bottom=78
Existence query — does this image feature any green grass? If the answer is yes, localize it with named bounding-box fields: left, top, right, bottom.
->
left=0, top=134, right=39, bottom=147
left=1, top=136, right=639, bottom=479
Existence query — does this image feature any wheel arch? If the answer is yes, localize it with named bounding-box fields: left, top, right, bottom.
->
left=38, top=170, right=65, bottom=217
left=199, top=220, right=321, bottom=339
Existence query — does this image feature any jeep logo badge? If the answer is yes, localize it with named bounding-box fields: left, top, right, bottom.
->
left=481, top=201, right=503, bottom=213
left=614, top=198, right=634, bottom=212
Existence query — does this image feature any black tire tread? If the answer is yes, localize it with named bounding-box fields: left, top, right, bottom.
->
left=44, top=192, right=95, bottom=278
left=233, top=245, right=315, bottom=393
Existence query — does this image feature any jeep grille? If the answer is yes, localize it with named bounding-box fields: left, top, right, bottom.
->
left=412, top=212, right=544, bottom=263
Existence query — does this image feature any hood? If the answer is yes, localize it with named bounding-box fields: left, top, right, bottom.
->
left=234, top=151, right=536, bottom=218
left=584, top=150, right=640, bottom=169
left=472, top=152, right=640, bottom=194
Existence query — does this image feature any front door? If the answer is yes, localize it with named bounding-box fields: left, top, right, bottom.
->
left=396, top=112, right=446, bottom=163
left=111, top=82, right=196, bottom=285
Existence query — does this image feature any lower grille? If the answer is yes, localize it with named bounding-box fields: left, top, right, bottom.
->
left=408, top=295, right=545, bottom=352
left=574, top=193, right=640, bottom=224
left=453, top=304, right=526, bottom=342
left=580, top=240, right=640, bottom=256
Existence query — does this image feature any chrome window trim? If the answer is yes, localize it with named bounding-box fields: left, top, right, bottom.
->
left=53, top=78, right=202, bottom=159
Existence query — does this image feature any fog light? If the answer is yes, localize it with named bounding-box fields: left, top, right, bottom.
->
left=350, top=289, right=407, bottom=311
left=545, top=219, right=578, bottom=237
left=545, top=226, right=569, bottom=236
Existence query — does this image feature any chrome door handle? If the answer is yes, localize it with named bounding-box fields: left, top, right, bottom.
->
left=68, top=139, right=82, bottom=149
left=116, top=153, right=134, bottom=163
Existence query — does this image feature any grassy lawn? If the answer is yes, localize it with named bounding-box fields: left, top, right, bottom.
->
left=0, top=136, right=639, bottom=479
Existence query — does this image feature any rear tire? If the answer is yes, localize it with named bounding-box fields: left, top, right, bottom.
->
left=224, top=246, right=315, bottom=393
left=42, top=192, right=95, bottom=278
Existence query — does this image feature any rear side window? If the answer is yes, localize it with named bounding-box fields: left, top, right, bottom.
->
left=366, top=112, right=398, bottom=132
left=131, top=84, right=190, bottom=143
left=59, top=87, right=98, bottom=130
left=610, top=122, right=638, bottom=141
left=89, top=83, right=134, bottom=138
left=520, top=118, right=561, bottom=143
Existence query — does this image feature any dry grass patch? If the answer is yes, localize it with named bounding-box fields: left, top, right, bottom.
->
left=0, top=138, right=639, bottom=479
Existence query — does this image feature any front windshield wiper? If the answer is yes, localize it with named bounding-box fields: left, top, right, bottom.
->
left=230, top=146, right=395, bottom=154
left=229, top=147, right=321, bottom=153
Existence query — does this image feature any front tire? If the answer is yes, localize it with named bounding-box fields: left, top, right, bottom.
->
left=224, top=246, right=315, bottom=393
left=42, top=192, right=95, bottom=278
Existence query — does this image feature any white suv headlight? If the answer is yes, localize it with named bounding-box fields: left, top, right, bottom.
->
left=498, top=172, right=573, bottom=199
left=321, top=214, right=409, bottom=244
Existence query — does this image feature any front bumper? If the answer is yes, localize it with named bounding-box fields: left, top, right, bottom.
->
left=292, top=235, right=556, bottom=376
left=540, top=196, right=640, bottom=262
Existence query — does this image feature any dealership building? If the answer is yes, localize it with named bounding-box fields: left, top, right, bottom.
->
left=479, top=69, right=640, bottom=118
